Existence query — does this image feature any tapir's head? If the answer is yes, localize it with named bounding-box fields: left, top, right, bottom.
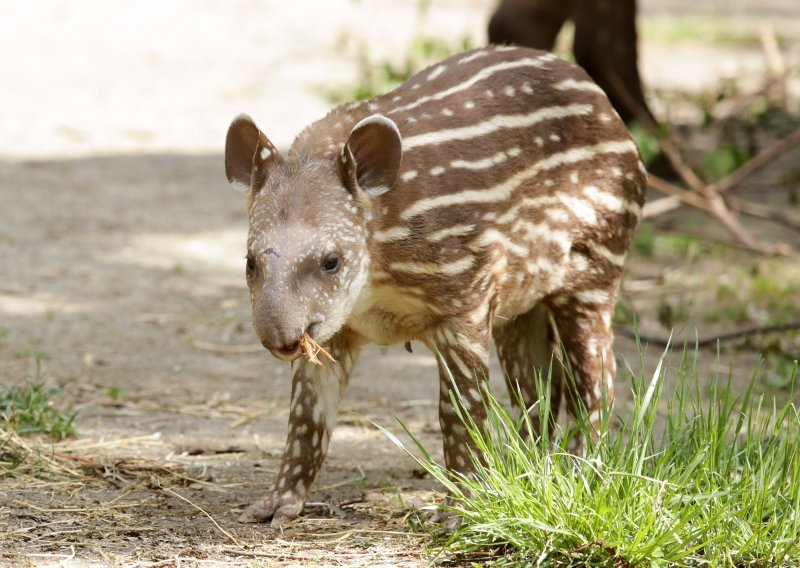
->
left=224, top=113, right=402, bottom=360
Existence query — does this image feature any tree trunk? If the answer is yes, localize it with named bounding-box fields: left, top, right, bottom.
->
left=488, top=0, right=652, bottom=124
left=488, top=0, right=574, bottom=51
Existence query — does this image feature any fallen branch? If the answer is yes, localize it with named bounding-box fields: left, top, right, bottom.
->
left=646, top=175, right=784, bottom=254
left=711, top=128, right=800, bottom=196
left=161, top=485, right=244, bottom=548
left=727, top=196, right=800, bottom=232
left=615, top=320, right=800, bottom=349
left=611, top=70, right=796, bottom=254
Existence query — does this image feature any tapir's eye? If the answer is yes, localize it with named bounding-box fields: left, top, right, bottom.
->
left=322, top=253, right=341, bottom=274
left=245, top=254, right=256, bottom=276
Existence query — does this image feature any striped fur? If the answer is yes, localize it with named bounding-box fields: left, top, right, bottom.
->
left=225, top=46, right=647, bottom=526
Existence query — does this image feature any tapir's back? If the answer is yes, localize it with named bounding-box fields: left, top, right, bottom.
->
left=290, top=46, right=645, bottom=335
left=310, top=47, right=647, bottom=322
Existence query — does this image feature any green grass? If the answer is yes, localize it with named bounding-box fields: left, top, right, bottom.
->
left=631, top=223, right=729, bottom=260
left=380, top=344, right=800, bottom=566
left=708, top=269, right=800, bottom=326
left=1, top=373, right=78, bottom=477
left=1, top=379, right=76, bottom=440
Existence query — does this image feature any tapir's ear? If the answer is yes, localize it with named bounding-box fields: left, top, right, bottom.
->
left=340, top=114, right=402, bottom=197
left=225, top=113, right=282, bottom=193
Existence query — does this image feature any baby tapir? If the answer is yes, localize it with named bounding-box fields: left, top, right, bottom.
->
left=224, top=45, right=646, bottom=526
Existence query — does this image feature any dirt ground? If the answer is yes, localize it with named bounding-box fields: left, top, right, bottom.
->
left=1, top=1, right=800, bottom=566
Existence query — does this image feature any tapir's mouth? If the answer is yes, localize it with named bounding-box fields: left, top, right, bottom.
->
left=269, top=340, right=301, bottom=361
left=276, top=341, right=300, bottom=358
left=267, top=322, right=322, bottom=362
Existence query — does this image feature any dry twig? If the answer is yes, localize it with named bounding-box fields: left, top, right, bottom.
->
left=160, top=486, right=244, bottom=549
left=610, top=68, right=797, bottom=255
left=615, top=320, right=800, bottom=348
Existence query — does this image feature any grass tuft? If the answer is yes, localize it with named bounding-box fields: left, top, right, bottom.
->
left=379, top=344, right=800, bottom=566
left=1, top=365, right=78, bottom=477
left=1, top=380, right=77, bottom=440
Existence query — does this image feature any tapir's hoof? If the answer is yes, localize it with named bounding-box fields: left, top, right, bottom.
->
left=238, top=491, right=304, bottom=527
left=431, top=497, right=462, bottom=530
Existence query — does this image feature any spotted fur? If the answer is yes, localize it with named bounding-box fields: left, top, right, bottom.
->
left=224, top=46, right=646, bottom=526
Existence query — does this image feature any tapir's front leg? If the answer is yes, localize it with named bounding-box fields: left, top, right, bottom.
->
left=239, top=333, right=361, bottom=526
left=431, top=323, right=492, bottom=476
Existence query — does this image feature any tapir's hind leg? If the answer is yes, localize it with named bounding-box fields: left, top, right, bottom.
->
left=493, top=303, right=563, bottom=437
left=547, top=286, right=618, bottom=443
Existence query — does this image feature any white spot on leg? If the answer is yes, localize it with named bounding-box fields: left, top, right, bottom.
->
left=448, top=353, right=472, bottom=377
left=312, top=401, right=323, bottom=424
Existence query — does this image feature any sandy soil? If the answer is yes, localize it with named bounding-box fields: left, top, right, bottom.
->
left=1, top=0, right=799, bottom=566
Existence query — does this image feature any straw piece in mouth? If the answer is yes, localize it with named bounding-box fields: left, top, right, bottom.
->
left=299, top=333, right=336, bottom=365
